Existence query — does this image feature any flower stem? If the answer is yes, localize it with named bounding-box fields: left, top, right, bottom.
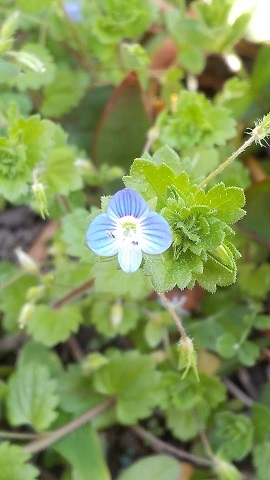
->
left=23, top=398, right=114, bottom=455
left=158, top=292, right=188, bottom=344
left=197, top=134, right=255, bottom=189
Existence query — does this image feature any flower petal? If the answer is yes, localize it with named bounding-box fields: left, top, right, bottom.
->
left=118, top=245, right=142, bottom=273
left=107, top=188, right=149, bottom=220
left=140, top=211, right=172, bottom=254
left=86, top=213, right=119, bottom=256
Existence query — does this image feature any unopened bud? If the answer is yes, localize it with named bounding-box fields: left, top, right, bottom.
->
left=1, top=11, right=19, bottom=39
left=75, top=158, right=93, bottom=173
left=18, top=303, right=35, bottom=329
left=0, top=38, right=13, bottom=55
left=26, top=285, right=45, bottom=302
left=41, top=273, right=54, bottom=286
left=32, top=182, right=49, bottom=219
left=8, top=50, right=46, bottom=73
left=178, top=336, right=199, bottom=381
left=15, top=248, right=39, bottom=276
left=110, top=300, right=123, bottom=330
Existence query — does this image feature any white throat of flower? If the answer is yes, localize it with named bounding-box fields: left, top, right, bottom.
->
left=106, top=215, right=142, bottom=247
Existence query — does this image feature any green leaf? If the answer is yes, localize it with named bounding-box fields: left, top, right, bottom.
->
left=158, top=91, right=236, bottom=150
left=124, top=159, right=175, bottom=207
left=117, top=455, right=182, bottom=480
left=11, top=43, right=55, bottom=90
left=61, top=208, right=94, bottom=263
left=0, top=274, right=37, bottom=331
left=205, top=183, right=245, bottom=223
left=178, top=46, right=206, bottom=74
left=238, top=340, right=259, bottom=367
left=92, top=0, right=155, bottom=43
left=0, top=60, right=19, bottom=84
left=27, top=304, right=82, bottom=347
left=92, top=259, right=152, bottom=299
left=41, top=68, right=88, bottom=117
left=90, top=297, right=140, bottom=338
left=252, top=404, right=270, bottom=444
left=251, top=46, right=270, bottom=95
left=238, top=180, right=270, bottom=248
left=238, top=263, right=270, bottom=300
left=92, top=72, right=150, bottom=169
left=162, top=372, right=225, bottom=440
left=0, top=442, right=39, bottom=480
left=216, top=333, right=238, bottom=359
left=19, top=340, right=63, bottom=378
left=16, top=0, right=53, bottom=12
left=253, top=442, right=270, bottom=480
left=166, top=407, right=207, bottom=441
left=54, top=423, right=110, bottom=480
left=7, top=363, right=59, bottom=431
left=40, top=147, right=82, bottom=196
left=94, top=351, right=160, bottom=424
left=215, top=412, right=253, bottom=461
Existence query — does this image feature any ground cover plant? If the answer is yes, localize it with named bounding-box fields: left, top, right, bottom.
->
left=1, top=0, right=270, bottom=479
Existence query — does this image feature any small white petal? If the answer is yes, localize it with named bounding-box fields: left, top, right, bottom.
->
left=118, top=245, right=142, bottom=273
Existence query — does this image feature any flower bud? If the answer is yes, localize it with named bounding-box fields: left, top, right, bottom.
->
left=110, top=300, right=123, bottom=330
left=15, top=248, right=39, bottom=276
left=177, top=336, right=199, bottom=381
left=41, top=273, right=54, bottom=286
left=0, top=38, right=13, bottom=55
left=26, top=285, right=45, bottom=302
left=32, top=182, right=49, bottom=219
left=8, top=50, right=46, bottom=73
left=18, top=303, right=35, bottom=329
left=1, top=11, right=19, bottom=39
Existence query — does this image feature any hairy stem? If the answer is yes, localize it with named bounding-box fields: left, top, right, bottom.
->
left=158, top=292, right=188, bottom=343
left=197, top=134, right=255, bottom=188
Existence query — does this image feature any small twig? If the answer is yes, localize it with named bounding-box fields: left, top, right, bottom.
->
left=67, top=334, right=84, bottom=362
left=51, top=278, right=94, bottom=309
left=158, top=292, right=188, bottom=343
left=132, top=425, right=212, bottom=468
left=223, top=377, right=254, bottom=407
left=0, top=431, right=39, bottom=440
left=0, top=332, right=26, bottom=352
left=23, top=398, right=114, bottom=455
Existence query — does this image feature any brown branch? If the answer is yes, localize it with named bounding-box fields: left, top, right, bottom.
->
left=132, top=425, right=212, bottom=468
left=23, top=398, right=114, bottom=455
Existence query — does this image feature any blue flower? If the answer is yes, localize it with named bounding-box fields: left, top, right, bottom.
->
left=63, top=1, right=82, bottom=22
left=86, top=188, right=172, bottom=273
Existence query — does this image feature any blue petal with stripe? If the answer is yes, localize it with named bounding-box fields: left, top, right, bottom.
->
left=86, top=213, right=119, bottom=256
left=107, top=188, right=149, bottom=220
left=140, top=211, right=172, bottom=254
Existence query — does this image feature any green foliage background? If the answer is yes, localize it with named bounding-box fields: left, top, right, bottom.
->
left=0, top=1, right=270, bottom=479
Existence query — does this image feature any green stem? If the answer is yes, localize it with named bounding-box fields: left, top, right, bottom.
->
left=23, top=398, right=114, bottom=455
left=197, top=134, right=255, bottom=189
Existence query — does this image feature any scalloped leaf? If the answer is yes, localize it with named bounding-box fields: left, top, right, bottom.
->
left=27, top=304, right=82, bottom=347
left=0, top=442, right=39, bottom=480
left=7, top=363, right=59, bottom=431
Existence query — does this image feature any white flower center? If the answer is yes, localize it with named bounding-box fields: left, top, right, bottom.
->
left=106, top=215, right=142, bottom=248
